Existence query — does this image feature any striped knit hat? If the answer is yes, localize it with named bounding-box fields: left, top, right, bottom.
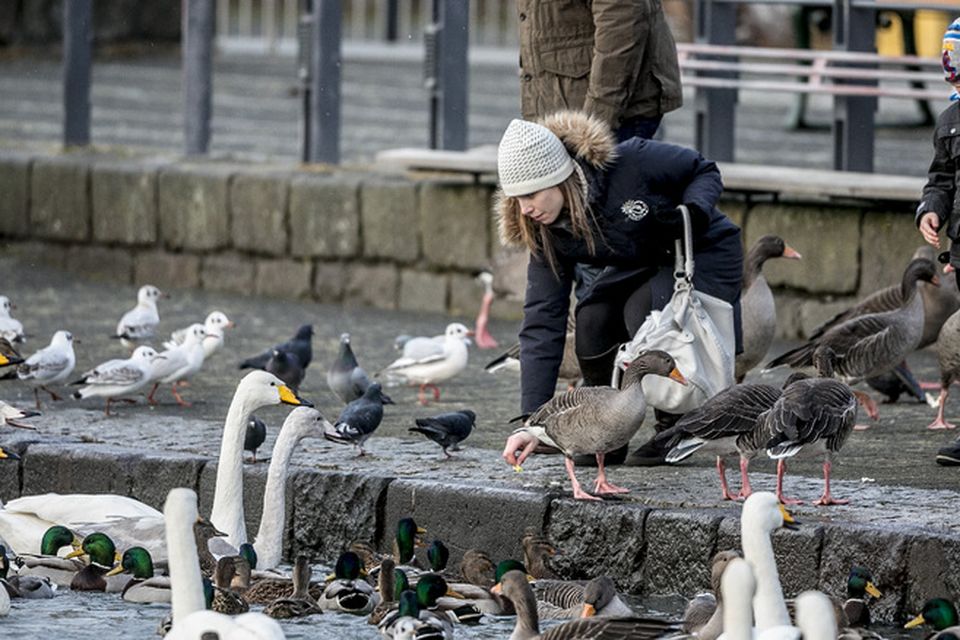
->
left=943, top=17, right=960, bottom=84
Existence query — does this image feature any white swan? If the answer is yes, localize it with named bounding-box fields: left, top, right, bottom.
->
left=0, top=370, right=305, bottom=558
left=721, top=557, right=756, bottom=640
left=164, top=488, right=284, bottom=639
left=795, top=591, right=838, bottom=640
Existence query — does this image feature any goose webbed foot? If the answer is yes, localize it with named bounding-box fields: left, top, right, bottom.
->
left=593, top=452, right=630, bottom=494
left=926, top=418, right=957, bottom=430
left=814, top=461, right=847, bottom=505
left=717, top=457, right=737, bottom=501
left=775, top=459, right=804, bottom=505
left=565, top=457, right=601, bottom=501
left=926, top=388, right=956, bottom=430
left=852, top=390, right=879, bottom=421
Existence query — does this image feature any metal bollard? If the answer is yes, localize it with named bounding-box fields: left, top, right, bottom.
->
left=183, top=0, right=215, bottom=156
left=63, top=0, right=93, bottom=147
left=425, top=0, right=469, bottom=151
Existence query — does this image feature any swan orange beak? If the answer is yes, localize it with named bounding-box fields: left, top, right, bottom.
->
left=668, top=368, right=687, bottom=385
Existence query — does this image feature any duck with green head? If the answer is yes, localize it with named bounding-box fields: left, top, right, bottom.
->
left=15, top=525, right=83, bottom=587
left=906, top=598, right=960, bottom=638
left=440, top=558, right=529, bottom=617
left=394, top=517, right=427, bottom=567
left=415, top=573, right=482, bottom=626
left=379, top=588, right=454, bottom=639
left=106, top=546, right=173, bottom=604
left=843, top=566, right=882, bottom=627
left=319, top=550, right=380, bottom=615
left=426, top=540, right=449, bottom=573
left=0, top=544, right=54, bottom=599
left=67, top=532, right=118, bottom=591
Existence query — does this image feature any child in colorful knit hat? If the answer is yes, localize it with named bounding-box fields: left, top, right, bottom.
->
left=917, top=17, right=960, bottom=279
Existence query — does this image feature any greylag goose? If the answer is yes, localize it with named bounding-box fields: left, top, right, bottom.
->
left=409, top=409, right=476, bottom=458
left=762, top=348, right=858, bottom=506
left=928, top=307, right=960, bottom=429
left=532, top=575, right=634, bottom=620
left=485, top=312, right=581, bottom=390
left=654, top=373, right=807, bottom=501
left=736, top=235, right=802, bottom=382
left=2, top=330, right=76, bottom=409
left=493, top=570, right=680, bottom=640
left=112, top=285, right=164, bottom=348
left=520, top=350, right=686, bottom=500
left=381, top=322, right=472, bottom=405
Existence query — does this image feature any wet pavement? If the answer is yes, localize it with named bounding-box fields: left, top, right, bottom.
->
left=0, top=254, right=958, bottom=535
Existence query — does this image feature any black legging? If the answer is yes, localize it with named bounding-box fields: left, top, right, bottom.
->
left=575, top=280, right=652, bottom=359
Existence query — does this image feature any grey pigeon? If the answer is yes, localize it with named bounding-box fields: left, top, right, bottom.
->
left=239, top=324, right=313, bottom=371
left=327, top=333, right=392, bottom=405
left=244, top=415, right=267, bottom=463
left=265, top=349, right=305, bottom=391
left=409, top=410, right=476, bottom=458
left=323, top=382, right=391, bottom=456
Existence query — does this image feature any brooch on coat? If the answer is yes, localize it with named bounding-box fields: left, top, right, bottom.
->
left=621, top=199, right=649, bottom=222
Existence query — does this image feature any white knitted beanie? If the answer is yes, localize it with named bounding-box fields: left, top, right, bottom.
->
left=497, top=119, right=574, bottom=197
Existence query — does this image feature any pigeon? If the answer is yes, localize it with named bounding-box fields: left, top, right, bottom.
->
left=409, top=409, right=476, bottom=458
left=244, top=415, right=267, bottom=463
left=0, top=338, right=22, bottom=369
left=380, top=323, right=472, bottom=404
left=0, top=401, right=40, bottom=431
left=323, top=382, right=393, bottom=456
left=239, top=324, right=313, bottom=371
left=164, top=311, right=235, bottom=358
left=327, top=333, right=391, bottom=405
left=265, top=349, right=305, bottom=392
left=72, top=346, right=161, bottom=416
left=146, top=323, right=207, bottom=406
left=113, top=285, right=166, bottom=349
left=0, top=296, right=25, bottom=344
left=1, top=330, right=77, bottom=409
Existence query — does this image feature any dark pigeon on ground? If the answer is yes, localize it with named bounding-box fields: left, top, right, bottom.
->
left=244, top=415, right=267, bottom=463
left=239, top=324, right=313, bottom=371
left=265, top=349, right=305, bottom=392
left=409, top=409, right=476, bottom=458
left=327, top=333, right=392, bottom=405
left=323, top=382, right=393, bottom=456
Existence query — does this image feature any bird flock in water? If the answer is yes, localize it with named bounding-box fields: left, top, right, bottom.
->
left=0, top=240, right=958, bottom=637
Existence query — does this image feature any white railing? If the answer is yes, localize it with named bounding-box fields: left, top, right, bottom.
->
left=214, top=0, right=518, bottom=55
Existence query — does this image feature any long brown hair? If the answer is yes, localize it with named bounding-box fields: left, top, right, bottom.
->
left=502, top=168, right=602, bottom=275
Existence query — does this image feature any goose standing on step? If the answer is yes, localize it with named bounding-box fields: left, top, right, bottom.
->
left=505, top=351, right=686, bottom=501
left=380, top=323, right=473, bottom=405
left=3, top=330, right=77, bottom=409
left=928, top=307, right=960, bottom=429
left=736, top=235, right=802, bottom=383
left=113, top=285, right=165, bottom=349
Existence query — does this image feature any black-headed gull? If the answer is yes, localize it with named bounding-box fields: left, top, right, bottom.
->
left=0, top=296, right=25, bottom=344
left=71, top=345, right=161, bottom=415
left=147, top=323, right=207, bottom=406
left=0, top=400, right=40, bottom=430
left=113, top=285, right=166, bottom=349
left=2, top=330, right=77, bottom=409
left=380, top=323, right=472, bottom=405
left=164, top=311, right=235, bottom=359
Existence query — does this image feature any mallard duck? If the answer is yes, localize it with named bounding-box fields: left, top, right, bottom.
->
left=395, top=517, right=427, bottom=568
left=368, top=557, right=400, bottom=626
left=67, top=532, right=118, bottom=591
left=352, top=540, right=386, bottom=572
left=521, top=530, right=557, bottom=580
left=458, top=549, right=495, bottom=588
left=241, top=542, right=322, bottom=605
left=409, top=410, right=476, bottom=459
left=319, top=551, right=381, bottom=615
left=1, top=544, right=54, bottom=599
left=0, top=336, right=23, bottom=368
left=162, top=488, right=284, bottom=639
left=737, top=235, right=802, bottom=383
left=211, top=556, right=249, bottom=614
left=380, top=322, right=472, bottom=405
left=264, top=555, right=322, bottom=619
left=14, top=525, right=83, bottom=587
left=379, top=589, right=454, bottom=639
left=426, top=540, right=449, bottom=574
left=906, top=598, right=960, bottom=639
left=843, top=566, right=882, bottom=627
left=521, top=351, right=686, bottom=500
left=106, top=546, right=171, bottom=604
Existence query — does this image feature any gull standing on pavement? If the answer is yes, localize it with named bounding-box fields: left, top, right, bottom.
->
left=323, top=382, right=394, bottom=456
left=146, top=324, right=207, bottom=406
left=2, top=330, right=77, bottom=409
left=113, top=285, right=166, bottom=349
left=0, top=400, right=40, bottom=430
left=164, top=311, right=235, bottom=359
left=0, top=296, right=25, bottom=344
left=380, top=323, right=472, bottom=405
left=72, top=346, right=162, bottom=416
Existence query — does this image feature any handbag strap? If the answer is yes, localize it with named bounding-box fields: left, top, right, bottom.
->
left=673, top=204, right=695, bottom=284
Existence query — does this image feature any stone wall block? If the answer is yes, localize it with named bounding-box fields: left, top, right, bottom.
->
left=546, top=499, right=650, bottom=592
left=231, top=173, right=289, bottom=255
left=313, top=261, right=347, bottom=303
left=124, top=451, right=209, bottom=511
left=254, top=258, right=313, bottom=299
left=382, top=480, right=550, bottom=571
left=91, top=161, right=159, bottom=245
left=419, top=182, right=493, bottom=270
left=448, top=272, right=483, bottom=317
left=289, top=175, right=361, bottom=258
left=643, top=510, right=722, bottom=595
left=292, top=470, right=393, bottom=564
left=31, top=156, right=91, bottom=241
left=201, top=253, right=256, bottom=294
left=744, top=204, right=860, bottom=293
left=158, top=166, right=231, bottom=250
left=22, top=443, right=137, bottom=496
left=361, top=180, right=419, bottom=262
left=398, top=269, right=448, bottom=313
left=0, top=151, right=32, bottom=238
left=799, top=297, right=857, bottom=340
left=135, top=251, right=202, bottom=290
left=343, top=263, right=399, bottom=310
left=859, top=211, right=927, bottom=298
left=905, top=535, right=960, bottom=619
left=65, top=246, right=134, bottom=284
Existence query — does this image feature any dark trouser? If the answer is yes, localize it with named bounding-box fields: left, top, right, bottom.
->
left=575, top=280, right=652, bottom=361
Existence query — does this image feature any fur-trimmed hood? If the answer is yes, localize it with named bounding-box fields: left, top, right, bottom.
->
left=495, top=111, right=617, bottom=248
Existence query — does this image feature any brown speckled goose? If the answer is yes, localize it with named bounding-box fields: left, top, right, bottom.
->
left=762, top=349, right=858, bottom=506
left=766, top=258, right=938, bottom=389
left=928, top=308, right=960, bottom=430
left=534, top=576, right=634, bottom=621
left=654, top=374, right=808, bottom=501
left=523, top=351, right=686, bottom=501
left=736, top=235, right=802, bottom=382
left=493, top=570, right=680, bottom=640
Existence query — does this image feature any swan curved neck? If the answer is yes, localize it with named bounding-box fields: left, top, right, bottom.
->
left=253, top=424, right=305, bottom=570
left=210, top=386, right=255, bottom=547
left=167, top=506, right=205, bottom=622
left=742, top=524, right=790, bottom=629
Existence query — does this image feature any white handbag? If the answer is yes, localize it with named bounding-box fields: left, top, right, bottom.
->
left=611, top=205, right=736, bottom=414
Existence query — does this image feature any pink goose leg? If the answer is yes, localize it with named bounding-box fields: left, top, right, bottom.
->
left=716, top=456, right=737, bottom=501
left=926, top=385, right=957, bottom=430
left=474, top=290, right=499, bottom=349
left=565, top=457, right=600, bottom=501
left=736, top=456, right=754, bottom=500
left=775, top=459, right=804, bottom=505
left=593, top=452, right=630, bottom=495
left=813, top=459, right=848, bottom=506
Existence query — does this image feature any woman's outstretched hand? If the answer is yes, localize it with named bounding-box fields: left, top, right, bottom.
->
left=502, top=429, right=540, bottom=471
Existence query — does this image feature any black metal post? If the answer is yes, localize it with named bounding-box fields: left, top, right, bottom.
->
left=386, top=0, right=399, bottom=42
left=63, top=0, right=92, bottom=147
left=692, top=0, right=737, bottom=162
left=429, top=0, right=469, bottom=151
left=832, top=0, right=876, bottom=172
left=183, top=0, right=215, bottom=156
left=307, top=0, right=341, bottom=164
